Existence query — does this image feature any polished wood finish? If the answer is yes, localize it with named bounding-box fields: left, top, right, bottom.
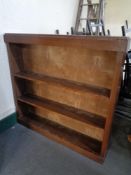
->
left=18, top=114, right=103, bottom=162
left=4, top=33, right=129, bottom=162
left=17, top=95, right=104, bottom=141
left=14, top=72, right=111, bottom=97
left=4, top=34, right=128, bottom=52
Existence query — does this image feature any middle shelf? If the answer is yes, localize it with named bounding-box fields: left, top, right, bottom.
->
left=17, top=94, right=106, bottom=129
left=14, top=72, right=111, bottom=97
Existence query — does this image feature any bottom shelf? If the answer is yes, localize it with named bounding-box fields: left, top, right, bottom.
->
left=18, top=113, right=104, bottom=162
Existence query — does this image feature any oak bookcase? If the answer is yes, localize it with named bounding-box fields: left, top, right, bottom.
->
left=4, top=34, right=129, bottom=162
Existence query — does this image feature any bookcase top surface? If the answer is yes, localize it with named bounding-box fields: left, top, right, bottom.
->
left=4, top=33, right=129, bottom=52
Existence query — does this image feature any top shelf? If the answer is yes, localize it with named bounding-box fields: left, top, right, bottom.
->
left=4, top=33, right=128, bottom=52
left=14, top=72, right=111, bottom=98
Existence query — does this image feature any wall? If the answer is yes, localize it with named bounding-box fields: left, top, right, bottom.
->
left=105, top=0, right=131, bottom=37
left=0, top=0, right=131, bottom=120
left=0, top=0, right=79, bottom=120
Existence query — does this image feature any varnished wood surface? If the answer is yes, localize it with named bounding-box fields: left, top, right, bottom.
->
left=14, top=72, right=111, bottom=97
left=4, top=33, right=129, bottom=162
left=17, top=95, right=105, bottom=128
left=15, top=78, right=109, bottom=118
left=22, top=45, right=118, bottom=89
left=33, top=107, right=104, bottom=141
left=17, top=95, right=104, bottom=141
left=101, top=52, right=127, bottom=157
left=18, top=114, right=103, bottom=162
left=4, top=33, right=129, bottom=52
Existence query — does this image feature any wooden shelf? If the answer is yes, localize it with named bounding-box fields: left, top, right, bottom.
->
left=5, top=34, right=128, bottom=162
left=18, top=113, right=102, bottom=156
left=14, top=72, right=111, bottom=97
left=17, top=95, right=106, bottom=129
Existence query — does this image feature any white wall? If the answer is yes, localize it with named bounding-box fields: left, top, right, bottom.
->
left=105, top=0, right=131, bottom=37
left=0, top=34, right=15, bottom=120
left=0, top=0, right=79, bottom=120
left=0, top=0, right=131, bottom=120
left=1, top=0, right=79, bottom=34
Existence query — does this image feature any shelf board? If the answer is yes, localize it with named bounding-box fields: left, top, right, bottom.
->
left=14, top=72, right=111, bottom=97
left=17, top=95, right=106, bottom=129
left=18, top=113, right=102, bottom=157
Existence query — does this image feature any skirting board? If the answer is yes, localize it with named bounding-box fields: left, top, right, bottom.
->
left=0, top=112, right=17, bottom=133
left=0, top=107, right=15, bottom=120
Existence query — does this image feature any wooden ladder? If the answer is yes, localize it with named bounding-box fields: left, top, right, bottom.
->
left=75, top=0, right=105, bottom=35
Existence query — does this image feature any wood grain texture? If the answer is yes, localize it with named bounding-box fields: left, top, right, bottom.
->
left=101, top=52, right=127, bottom=158
left=17, top=94, right=106, bottom=128
left=18, top=114, right=103, bottom=162
left=17, top=96, right=104, bottom=141
left=4, top=33, right=129, bottom=162
left=4, top=33, right=129, bottom=52
left=14, top=72, right=111, bottom=97
left=21, top=80, right=109, bottom=118
left=22, top=45, right=117, bottom=89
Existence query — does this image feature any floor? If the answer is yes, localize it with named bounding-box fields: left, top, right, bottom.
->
left=0, top=117, right=131, bottom=175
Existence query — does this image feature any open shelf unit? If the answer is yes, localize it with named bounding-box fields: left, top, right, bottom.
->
left=4, top=34, right=128, bottom=162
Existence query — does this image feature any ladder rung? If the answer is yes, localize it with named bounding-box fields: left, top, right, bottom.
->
left=91, top=24, right=103, bottom=27
left=80, top=18, right=99, bottom=21
left=80, top=4, right=88, bottom=6
left=88, top=3, right=99, bottom=6
left=89, top=18, right=98, bottom=21
left=80, top=18, right=87, bottom=20
left=81, top=3, right=99, bottom=7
